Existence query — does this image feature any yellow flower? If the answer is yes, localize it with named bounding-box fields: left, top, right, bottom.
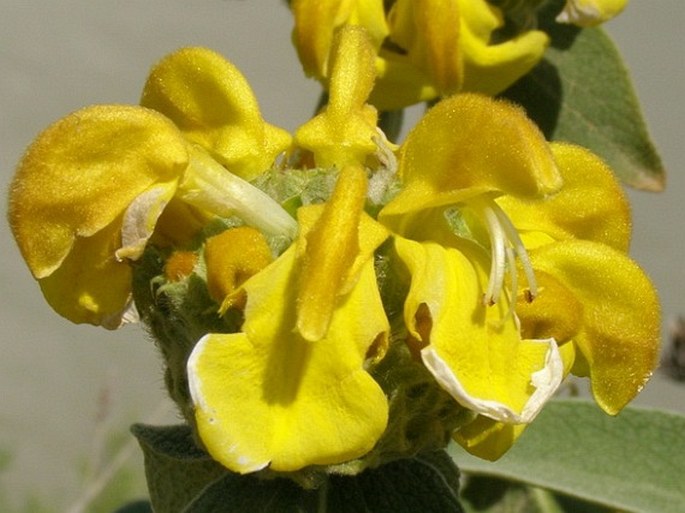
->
left=290, top=0, right=549, bottom=109
left=187, top=29, right=393, bottom=474
left=8, top=47, right=294, bottom=328
left=379, top=93, right=659, bottom=460
left=556, top=0, right=628, bottom=27
left=188, top=164, right=390, bottom=473
left=294, top=25, right=380, bottom=168
left=293, top=27, right=395, bottom=345
left=380, top=94, right=565, bottom=429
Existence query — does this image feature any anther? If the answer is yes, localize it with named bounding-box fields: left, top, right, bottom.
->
left=524, top=289, right=535, bottom=303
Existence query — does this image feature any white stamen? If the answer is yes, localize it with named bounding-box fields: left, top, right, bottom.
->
left=471, top=199, right=538, bottom=310
left=492, top=203, right=538, bottom=299
left=481, top=205, right=507, bottom=306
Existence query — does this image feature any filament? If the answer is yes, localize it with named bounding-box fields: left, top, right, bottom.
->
left=471, top=199, right=537, bottom=310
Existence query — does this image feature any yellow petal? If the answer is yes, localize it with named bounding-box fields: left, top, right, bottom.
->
left=373, top=0, right=546, bottom=106
left=291, top=0, right=352, bottom=78
left=455, top=341, right=577, bottom=460
left=387, top=0, right=463, bottom=95
left=516, top=270, right=584, bottom=344
left=141, top=47, right=291, bottom=180
left=499, top=143, right=631, bottom=252
left=395, top=237, right=563, bottom=423
left=296, top=204, right=390, bottom=342
left=530, top=240, right=660, bottom=414
left=187, top=248, right=389, bottom=473
left=291, top=0, right=388, bottom=79
left=8, top=105, right=188, bottom=280
left=459, top=0, right=549, bottom=95
left=294, top=26, right=379, bottom=168
left=369, top=0, right=460, bottom=109
left=296, top=164, right=389, bottom=341
left=454, top=416, right=527, bottom=461
left=380, top=94, right=561, bottom=221
left=326, top=26, right=377, bottom=121
left=556, top=0, right=627, bottom=27
left=370, top=55, right=438, bottom=111
left=38, top=217, right=133, bottom=328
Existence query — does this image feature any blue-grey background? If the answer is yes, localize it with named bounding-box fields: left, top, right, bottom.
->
left=1, top=1, right=683, bottom=508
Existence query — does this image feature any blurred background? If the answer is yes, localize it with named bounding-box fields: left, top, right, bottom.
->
left=1, top=1, right=683, bottom=510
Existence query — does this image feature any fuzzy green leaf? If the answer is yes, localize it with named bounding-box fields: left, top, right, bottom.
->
left=184, top=451, right=464, bottom=513
left=450, top=400, right=685, bottom=513
left=503, top=10, right=664, bottom=190
left=131, top=424, right=227, bottom=513
left=326, top=452, right=464, bottom=513
left=460, top=476, right=612, bottom=513
left=112, top=501, right=153, bottom=513
left=181, top=473, right=304, bottom=513
left=132, top=423, right=465, bottom=513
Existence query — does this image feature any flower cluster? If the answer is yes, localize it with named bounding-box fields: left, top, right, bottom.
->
left=290, top=0, right=627, bottom=109
left=9, top=2, right=655, bottom=483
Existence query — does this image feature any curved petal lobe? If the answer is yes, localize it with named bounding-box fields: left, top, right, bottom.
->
left=395, top=237, right=563, bottom=424
left=9, top=105, right=188, bottom=279
left=530, top=240, right=660, bottom=414
left=499, top=143, right=631, bottom=252
left=38, top=218, right=134, bottom=328
left=141, top=47, right=291, bottom=179
left=188, top=248, right=389, bottom=473
left=296, top=164, right=389, bottom=341
left=380, top=94, right=561, bottom=220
